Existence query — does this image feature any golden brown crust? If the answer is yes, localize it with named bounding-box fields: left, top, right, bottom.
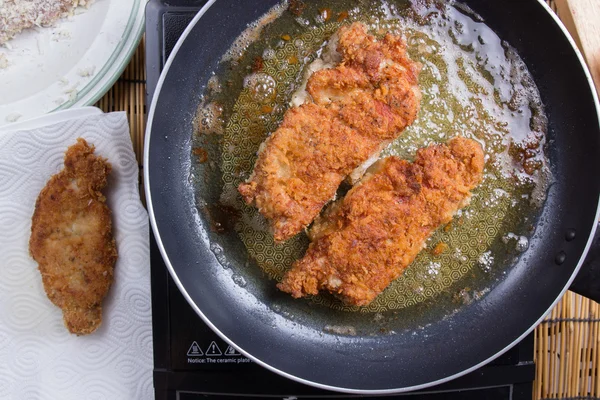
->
left=277, top=137, right=484, bottom=306
left=29, top=138, right=117, bottom=335
left=238, top=22, right=421, bottom=242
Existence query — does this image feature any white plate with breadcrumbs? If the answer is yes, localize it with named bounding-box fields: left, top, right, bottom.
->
left=0, top=0, right=146, bottom=127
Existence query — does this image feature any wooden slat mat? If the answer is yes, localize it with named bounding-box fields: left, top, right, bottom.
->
left=96, top=36, right=146, bottom=164
left=94, top=3, right=599, bottom=398
left=536, top=292, right=600, bottom=399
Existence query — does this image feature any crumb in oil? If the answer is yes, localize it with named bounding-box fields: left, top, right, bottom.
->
left=432, top=242, right=448, bottom=255
left=193, top=147, right=209, bottom=163
left=288, top=0, right=306, bottom=16
left=319, top=8, right=332, bottom=21
left=252, top=56, right=264, bottom=72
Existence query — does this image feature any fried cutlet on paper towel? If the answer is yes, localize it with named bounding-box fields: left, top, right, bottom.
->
left=238, top=22, right=421, bottom=242
left=278, top=137, right=484, bottom=306
left=29, top=138, right=117, bottom=335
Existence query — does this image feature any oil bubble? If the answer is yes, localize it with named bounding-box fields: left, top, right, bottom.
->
left=477, top=251, right=494, bottom=272
left=232, top=274, right=247, bottom=287
left=263, top=48, right=276, bottom=60
left=243, top=73, right=277, bottom=104
left=515, top=236, right=529, bottom=253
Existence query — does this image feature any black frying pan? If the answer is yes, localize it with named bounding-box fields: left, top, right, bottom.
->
left=144, top=0, right=600, bottom=393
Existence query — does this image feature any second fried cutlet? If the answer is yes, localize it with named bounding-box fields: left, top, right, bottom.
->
left=238, top=22, right=421, bottom=242
left=277, top=137, right=484, bottom=306
left=29, top=138, right=117, bottom=335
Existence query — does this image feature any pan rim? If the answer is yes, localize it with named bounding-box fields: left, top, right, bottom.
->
left=143, top=0, right=600, bottom=394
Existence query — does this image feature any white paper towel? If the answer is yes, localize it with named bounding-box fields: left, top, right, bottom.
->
left=0, top=112, right=153, bottom=400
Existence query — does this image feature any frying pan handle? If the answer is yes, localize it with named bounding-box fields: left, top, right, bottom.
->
left=569, top=223, right=600, bottom=303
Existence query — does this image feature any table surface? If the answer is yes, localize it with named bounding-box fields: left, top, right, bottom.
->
left=95, top=2, right=600, bottom=398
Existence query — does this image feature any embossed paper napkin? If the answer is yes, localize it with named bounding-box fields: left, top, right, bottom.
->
left=0, top=112, right=153, bottom=399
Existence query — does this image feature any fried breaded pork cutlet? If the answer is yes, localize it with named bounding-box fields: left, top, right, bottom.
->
left=29, top=138, right=117, bottom=335
left=277, top=137, right=484, bottom=306
left=238, top=22, right=421, bottom=242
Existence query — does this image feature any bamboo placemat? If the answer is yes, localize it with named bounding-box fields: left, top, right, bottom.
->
left=96, top=36, right=146, bottom=164
left=94, top=2, right=599, bottom=398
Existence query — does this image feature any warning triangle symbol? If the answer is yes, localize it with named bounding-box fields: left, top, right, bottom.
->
left=205, top=341, right=222, bottom=356
left=186, top=341, right=204, bottom=357
left=224, top=345, right=241, bottom=356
